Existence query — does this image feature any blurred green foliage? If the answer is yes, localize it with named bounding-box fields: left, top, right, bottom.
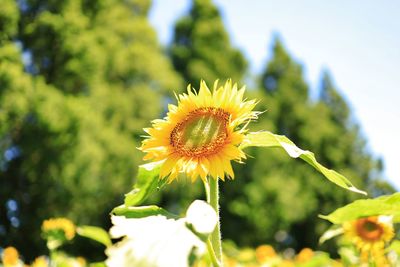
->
left=170, top=0, right=247, bottom=87
left=0, top=0, right=180, bottom=260
left=0, top=0, right=396, bottom=261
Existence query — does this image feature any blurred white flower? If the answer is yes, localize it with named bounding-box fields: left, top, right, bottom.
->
left=106, top=201, right=217, bottom=267
left=186, top=200, right=217, bottom=235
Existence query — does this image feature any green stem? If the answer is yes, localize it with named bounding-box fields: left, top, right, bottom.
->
left=204, top=180, right=210, bottom=203
left=206, top=239, right=220, bottom=267
left=208, top=177, right=222, bottom=266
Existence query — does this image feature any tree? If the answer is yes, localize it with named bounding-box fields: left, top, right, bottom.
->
left=0, top=0, right=181, bottom=259
left=170, top=0, right=247, bottom=86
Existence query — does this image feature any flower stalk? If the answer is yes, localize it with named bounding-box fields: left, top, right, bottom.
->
left=205, top=177, right=222, bottom=266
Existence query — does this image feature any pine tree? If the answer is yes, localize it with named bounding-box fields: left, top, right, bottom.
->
left=0, top=0, right=181, bottom=259
left=170, top=0, right=247, bottom=86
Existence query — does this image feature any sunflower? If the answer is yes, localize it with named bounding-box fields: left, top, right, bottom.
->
left=42, top=217, right=76, bottom=240
left=140, top=80, right=258, bottom=182
left=343, top=216, right=394, bottom=263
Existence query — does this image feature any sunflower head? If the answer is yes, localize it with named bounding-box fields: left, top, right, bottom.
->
left=141, top=80, right=259, bottom=182
left=343, top=216, right=394, bottom=263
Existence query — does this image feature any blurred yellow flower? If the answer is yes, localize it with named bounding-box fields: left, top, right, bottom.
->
left=30, top=256, right=48, bottom=267
left=295, top=247, right=314, bottom=263
left=280, top=259, right=295, bottom=267
left=141, top=80, right=258, bottom=182
left=42, top=218, right=76, bottom=240
left=223, top=256, right=238, bottom=267
left=343, top=216, right=394, bottom=263
left=255, top=244, right=276, bottom=263
left=1, top=247, right=19, bottom=267
left=76, top=257, right=86, bottom=267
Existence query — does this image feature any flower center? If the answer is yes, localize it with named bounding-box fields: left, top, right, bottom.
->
left=170, top=107, right=229, bottom=157
left=355, top=218, right=383, bottom=242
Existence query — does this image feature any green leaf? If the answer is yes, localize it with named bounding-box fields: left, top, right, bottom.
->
left=124, top=161, right=166, bottom=207
left=387, top=240, right=400, bottom=254
left=318, top=225, right=344, bottom=244
left=240, top=131, right=366, bottom=195
left=320, top=193, right=400, bottom=224
left=77, top=225, right=111, bottom=247
left=112, top=204, right=178, bottom=219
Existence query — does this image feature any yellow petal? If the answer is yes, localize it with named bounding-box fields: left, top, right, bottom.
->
left=160, top=154, right=179, bottom=178
left=208, top=155, right=219, bottom=179
left=222, top=145, right=242, bottom=159
left=223, top=160, right=234, bottom=179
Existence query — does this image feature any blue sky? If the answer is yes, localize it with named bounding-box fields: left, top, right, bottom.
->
left=149, top=0, right=400, bottom=190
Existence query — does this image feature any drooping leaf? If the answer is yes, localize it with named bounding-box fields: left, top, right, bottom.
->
left=240, top=131, right=366, bottom=195
left=318, top=225, right=344, bottom=244
left=77, top=225, right=112, bottom=247
left=319, top=193, right=400, bottom=224
left=124, top=161, right=166, bottom=207
left=112, top=205, right=178, bottom=219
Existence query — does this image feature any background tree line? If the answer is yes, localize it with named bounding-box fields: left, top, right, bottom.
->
left=0, top=0, right=395, bottom=260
